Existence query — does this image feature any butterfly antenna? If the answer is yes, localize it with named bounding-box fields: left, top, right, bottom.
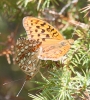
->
left=3, top=78, right=26, bottom=97
left=16, top=80, right=26, bottom=97
left=3, top=78, right=24, bottom=85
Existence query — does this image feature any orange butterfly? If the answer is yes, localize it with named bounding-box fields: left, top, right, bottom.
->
left=23, top=16, right=73, bottom=61
left=15, top=16, right=73, bottom=78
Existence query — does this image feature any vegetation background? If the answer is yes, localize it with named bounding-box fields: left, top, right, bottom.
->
left=0, top=0, right=90, bottom=100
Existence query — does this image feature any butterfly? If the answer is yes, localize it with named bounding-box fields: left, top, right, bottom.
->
left=14, top=17, right=73, bottom=96
left=23, top=16, right=73, bottom=61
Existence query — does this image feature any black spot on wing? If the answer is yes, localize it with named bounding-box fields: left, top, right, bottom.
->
left=41, top=29, right=45, bottom=33
left=35, top=29, right=38, bottom=32
left=37, top=39, right=40, bottom=42
left=42, top=38, right=45, bottom=41
left=51, top=28, right=54, bottom=31
left=40, top=22, right=46, bottom=26
left=31, top=35, right=34, bottom=38
left=36, top=26, right=40, bottom=28
left=31, top=23, right=33, bottom=25
left=38, top=34, right=40, bottom=37
left=52, top=32, right=58, bottom=37
left=46, top=34, right=50, bottom=38
left=47, top=25, right=51, bottom=32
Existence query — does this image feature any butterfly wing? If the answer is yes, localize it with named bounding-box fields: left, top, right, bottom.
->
left=15, top=37, right=41, bottom=78
left=23, top=17, right=64, bottom=43
left=38, top=40, right=71, bottom=61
